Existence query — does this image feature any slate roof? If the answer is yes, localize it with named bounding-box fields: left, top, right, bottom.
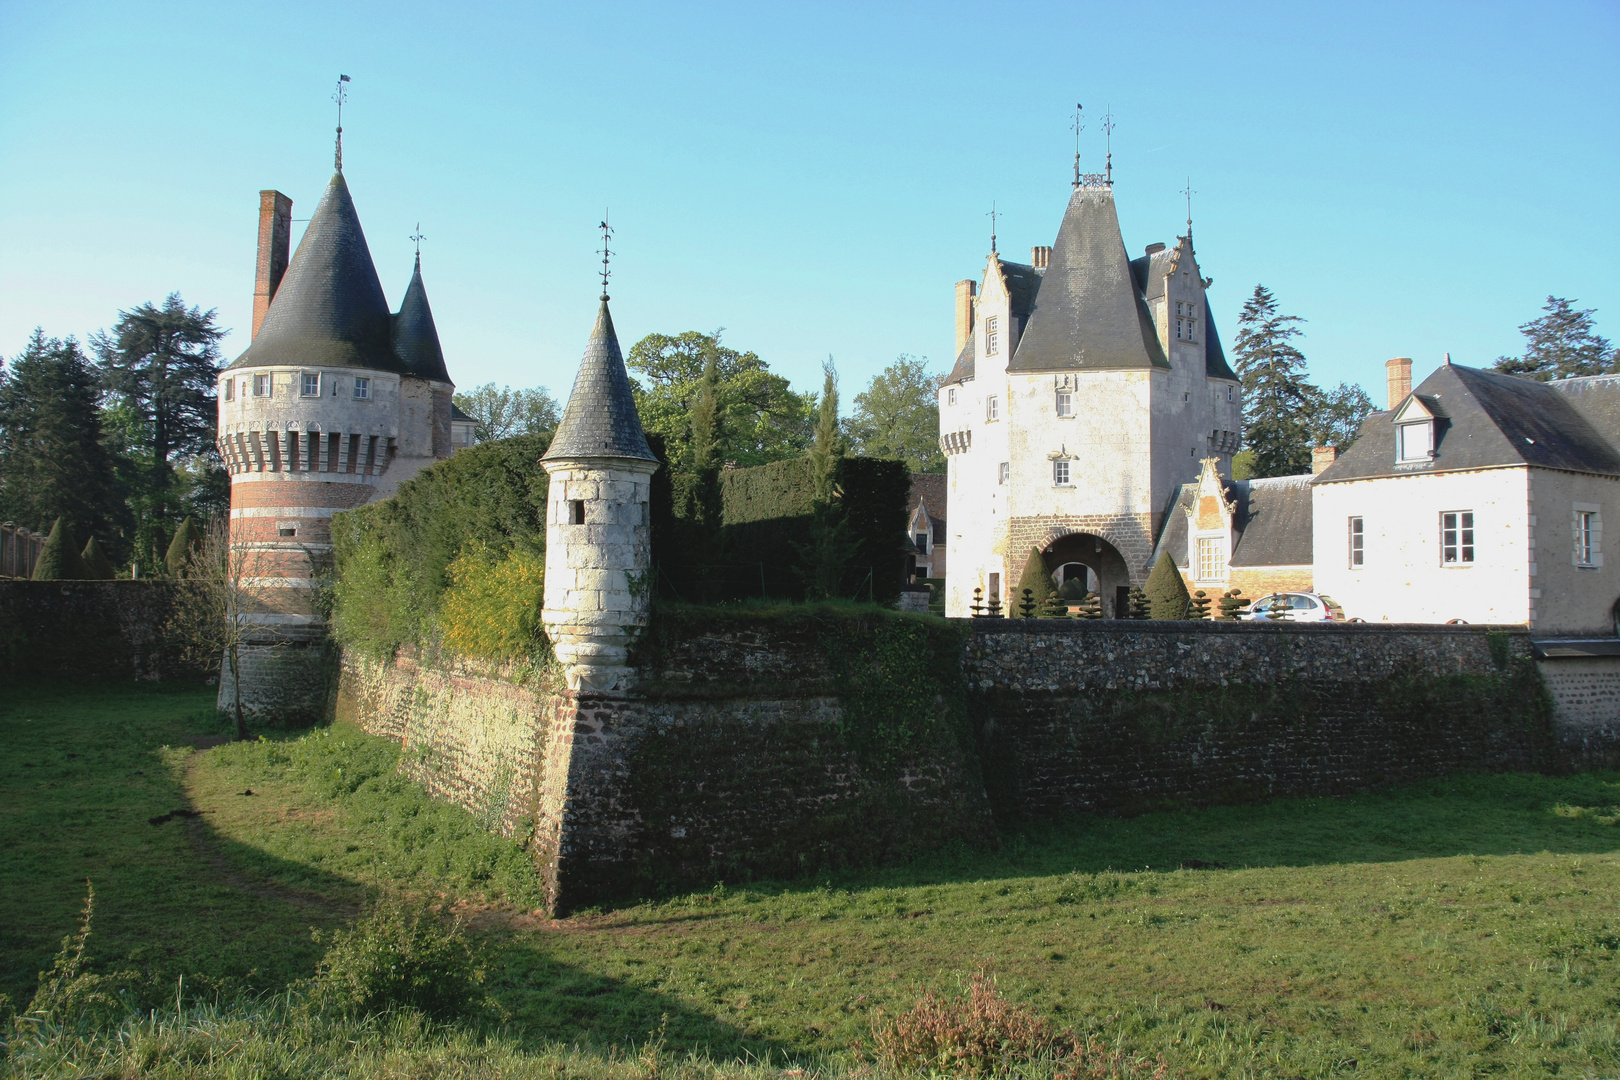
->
left=1550, top=373, right=1620, bottom=447
left=1152, top=474, right=1315, bottom=571
left=1128, top=247, right=1176, bottom=301
left=945, top=337, right=975, bottom=385
left=1312, top=363, right=1620, bottom=484
left=997, top=258, right=1042, bottom=321
left=542, top=300, right=657, bottom=463
left=1009, top=186, right=1169, bottom=373
left=908, top=473, right=947, bottom=523
left=1203, top=305, right=1237, bottom=381
left=450, top=402, right=474, bottom=423
left=229, top=173, right=404, bottom=374
left=392, top=254, right=452, bottom=383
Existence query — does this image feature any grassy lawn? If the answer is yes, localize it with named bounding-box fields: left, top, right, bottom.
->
left=5, top=681, right=1620, bottom=1078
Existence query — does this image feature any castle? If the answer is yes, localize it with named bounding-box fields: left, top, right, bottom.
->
left=217, top=156, right=466, bottom=718
left=939, top=175, right=1243, bottom=618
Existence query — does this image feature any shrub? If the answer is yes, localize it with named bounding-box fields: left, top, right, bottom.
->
left=438, top=543, right=549, bottom=664
left=165, top=517, right=203, bottom=577
left=1016, top=547, right=1054, bottom=616
left=20, top=881, right=135, bottom=1032
left=309, top=899, right=485, bottom=1020
left=80, top=535, right=116, bottom=579
left=1144, top=551, right=1190, bottom=620
left=32, top=518, right=88, bottom=580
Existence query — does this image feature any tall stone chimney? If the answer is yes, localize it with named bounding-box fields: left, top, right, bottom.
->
left=954, top=280, right=976, bottom=357
left=1385, top=357, right=1413, bottom=410
left=1312, top=446, right=1339, bottom=474
left=1030, top=246, right=1051, bottom=269
left=252, top=190, right=293, bottom=340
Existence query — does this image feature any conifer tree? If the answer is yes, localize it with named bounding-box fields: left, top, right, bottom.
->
left=1144, top=551, right=1192, bottom=619
left=1493, top=296, right=1618, bottom=381
left=1016, top=546, right=1055, bottom=615
left=166, top=516, right=203, bottom=577
left=794, top=360, right=858, bottom=600
left=80, top=536, right=116, bottom=579
left=1233, top=286, right=1313, bottom=477
left=32, top=518, right=88, bottom=580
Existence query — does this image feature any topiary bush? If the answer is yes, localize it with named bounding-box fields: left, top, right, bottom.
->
left=165, top=517, right=203, bottom=577
left=32, top=518, right=88, bottom=580
left=1015, top=547, right=1054, bottom=617
left=308, top=899, right=486, bottom=1020
left=1144, top=551, right=1191, bottom=620
left=79, top=535, right=116, bottom=579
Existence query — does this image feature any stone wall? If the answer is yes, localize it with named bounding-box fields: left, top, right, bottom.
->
left=1535, top=654, right=1620, bottom=767
left=0, top=580, right=201, bottom=683
left=966, top=620, right=1558, bottom=818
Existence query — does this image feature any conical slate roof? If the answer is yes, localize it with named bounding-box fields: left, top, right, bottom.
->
left=542, top=300, right=656, bottom=462
left=392, top=254, right=452, bottom=383
left=229, top=173, right=404, bottom=373
left=1009, top=185, right=1169, bottom=373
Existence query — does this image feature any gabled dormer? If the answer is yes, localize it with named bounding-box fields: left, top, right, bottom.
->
left=1391, top=394, right=1444, bottom=464
left=1183, top=456, right=1237, bottom=586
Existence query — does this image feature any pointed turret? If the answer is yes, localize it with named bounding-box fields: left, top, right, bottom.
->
left=543, top=300, right=656, bottom=462
left=1010, top=184, right=1169, bottom=373
left=392, top=254, right=452, bottom=383
left=228, top=172, right=402, bottom=373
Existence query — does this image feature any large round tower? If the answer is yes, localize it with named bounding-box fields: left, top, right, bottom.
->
left=540, top=297, right=659, bottom=694
left=217, top=166, right=454, bottom=721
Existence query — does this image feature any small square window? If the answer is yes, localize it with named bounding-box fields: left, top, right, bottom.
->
left=570, top=499, right=586, bottom=525
left=987, top=395, right=1000, bottom=422
left=253, top=373, right=271, bottom=397
left=278, top=526, right=297, bottom=537
left=1055, top=392, right=1073, bottom=417
left=1053, top=460, right=1071, bottom=485
left=353, top=377, right=370, bottom=400
left=1349, top=516, right=1364, bottom=568
left=1398, top=421, right=1432, bottom=462
left=302, top=373, right=320, bottom=396
left=998, top=462, right=1009, bottom=485
left=1441, top=511, right=1474, bottom=566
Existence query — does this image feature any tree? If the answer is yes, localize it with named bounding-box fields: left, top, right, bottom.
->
left=1232, top=285, right=1314, bottom=477
left=846, top=355, right=945, bottom=473
left=32, top=518, right=88, bottom=580
left=626, top=330, right=813, bottom=468
left=1305, top=382, right=1376, bottom=451
left=793, top=360, right=858, bottom=600
left=0, top=330, right=128, bottom=548
left=1144, top=550, right=1191, bottom=620
left=92, top=294, right=225, bottom=569
left=1015, top=547, right=1055, bottom=617
left=451, top=383, right=559, bottom=441
left=1494, top=296, right=1618, bottom=382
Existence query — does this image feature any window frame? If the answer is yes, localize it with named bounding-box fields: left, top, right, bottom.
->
left=1348, top=516, right=1364, bottom=568
left=1055, top=391, right=1073, bottom=417
left=253, top=373, right=271, bottom=397
left=1574, top=505, right=1601, bottom=568
left=1053, top=459, right=1071, bottom=486
left=353, top=377, right=371, bottom=400
left=984, top=316, right=999, bottom=356
left=947, top=388, right=956, bottom=406
left=223, top=378, right=234, bottom=402
left=1440, top=510, right=1475, bottom=566
left=998, top=461, right=1009, bottom=485
left=1398, top=421, right=1433, bottom=463
left=1196, top=536, right=1226, bottom=582
left=300, top=372, right=321, bottom=397
left=986, top=395, right=1000, bottom=422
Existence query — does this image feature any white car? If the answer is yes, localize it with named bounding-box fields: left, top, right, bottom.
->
left=1241, top=592, right=1346, bottom=622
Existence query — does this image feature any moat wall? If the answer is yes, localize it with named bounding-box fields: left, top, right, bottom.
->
left=336, top=613, right=1613, bottom=915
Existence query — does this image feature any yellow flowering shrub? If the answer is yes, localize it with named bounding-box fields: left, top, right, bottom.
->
left=437, top=543, right=547, bottom=663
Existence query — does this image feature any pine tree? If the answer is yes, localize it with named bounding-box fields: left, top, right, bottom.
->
left=1493, top=296, right=1617, bottom=382
left=793, top=360, right=857, bottom=600
left=32, top=518, right=88, bottom=580
left=166, top=516, right=203, bottom=577
left=1015, top=546, right=1055, bottom=616
left=1233, top=286, right=1313, bottom=477
left=0, top=330, right=128, bottom=552
left=81, top=536, right=116, bottom=579
left=807, top=358, right=846, bottom=503
left=1144, top=551, right=1191, bottom=619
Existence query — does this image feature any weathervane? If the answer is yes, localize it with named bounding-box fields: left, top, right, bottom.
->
left=986, top=202, right=999, bottom=255
left=409, top=223, right=425, bottom=263
left=1071, top=103, right=1085, bottom=188
left=1103, top=107, right=1116, bottom=185
left=333, top=74, right=351, bottom=171
left=1181, top=177, right=1196, bottom=237
left=597, top=212, right=614, bottom=300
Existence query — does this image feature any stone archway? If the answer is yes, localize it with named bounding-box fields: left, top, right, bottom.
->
left=1042, top=532, right=1133, bottom=617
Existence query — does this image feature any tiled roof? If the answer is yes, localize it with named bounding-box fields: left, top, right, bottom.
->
left=542, top=300, right=656, bottom=463
left=945, top=337, right=975, bottom=386
left=908, top=473, right=947, bottom=521
left=392, top=253, right=452, bottom=383
left=228, top=173, right=403, bottom=374
left=1153, top=473, right=1314, bottom=571
left=450, top=402, right=474, bottom=422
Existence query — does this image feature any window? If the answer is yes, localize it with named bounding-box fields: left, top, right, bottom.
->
left=1441, top=511, right=1474, bottom=566
left=253, top=373, right=271, bottom=397
left=223, top=379, right=234, bottom=402
left=569, top=499, right=586, bottom=525
left=301, top=373, right=320, bottom=396
left=1227, top=386, right=1234, bottom=401
left=998, top=462, right=1009, bottom=485
left=1349, top=516, right=1364, bottom=567
left=1053, top=460, right=1071, bottom=485
left=985, top=316, right=999, bottom=356
left=278, top=526, right=297, bottom=537
left=1055, top=392, right=1073, bottom=417
left=1196, top=536, right=1226, bottom=581
left=1174, top=301, right=1197, bottom=342
left=947, top=388, right=956, bottom=406
left=1398, top=421, right=1432, bottom=462
left=987, top=395, right=1000, bottom=422
left=915, top=532, right=929, bottom=552
left=353, top=377, right=370, bottom=400
left=932, top=520, right=945, bottom=544
left=1575, top=507, right=1600, bottom=567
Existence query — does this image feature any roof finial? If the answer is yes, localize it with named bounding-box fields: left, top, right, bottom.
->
left=1181, top=177, right=1196, bottom=238
left=597, top=211, right=614, bottom=301
left=1103, top=106, right=1116, bottom=185
left=1071, top=103, right=1085, bottom=188
left=986, top=201, right=999, bottom=255
left=409, top=222, right=424, bottom=269
left=333, top=74, right=351, bottom=171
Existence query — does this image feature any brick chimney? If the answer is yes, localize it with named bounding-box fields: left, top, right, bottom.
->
left=1386, top=357, right=1412, bottom=410
left=954, top=279, right=976, bottom=357
left=1312, top=446, right=1339, bottom=474
left=252, top=190, right=293, bottom=340
left=1030, top=246, right=1051, bottom=269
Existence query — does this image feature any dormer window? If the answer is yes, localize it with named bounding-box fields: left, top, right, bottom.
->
left=1397, top=421, right=1432, bottom=462
left=985, top=316, right=999, bottom=356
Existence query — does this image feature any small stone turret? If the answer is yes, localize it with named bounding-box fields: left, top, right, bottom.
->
left=540, top=298, right=658, bottom=694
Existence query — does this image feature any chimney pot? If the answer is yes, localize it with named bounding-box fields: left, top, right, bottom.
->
left=1145, top=242, right=1166, bottom=255
left=252, top=190, right=293, bottom=340
left=1311, top=446, right=1339, bottom=475
left=1385, top=357, right=1413, bottom=410
left=1030, top=246, right=1051, bottom=269
left=954, top=280, right=976, bottom=357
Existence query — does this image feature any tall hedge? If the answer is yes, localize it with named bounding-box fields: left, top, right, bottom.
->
left=32, top=518, right=87, bottom=580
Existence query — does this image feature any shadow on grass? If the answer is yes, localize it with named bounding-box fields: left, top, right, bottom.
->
left=0, top=681, right=778, bottom=1059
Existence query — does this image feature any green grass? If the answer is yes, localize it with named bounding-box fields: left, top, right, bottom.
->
left=5, top=681, right=1620, bottom=1079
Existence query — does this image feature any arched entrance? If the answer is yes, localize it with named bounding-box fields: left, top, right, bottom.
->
left=1041, top=532, right=1133, bottom=617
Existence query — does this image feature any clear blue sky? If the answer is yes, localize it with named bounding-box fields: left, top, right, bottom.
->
left=2, top=1, right=1617, bottom=409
